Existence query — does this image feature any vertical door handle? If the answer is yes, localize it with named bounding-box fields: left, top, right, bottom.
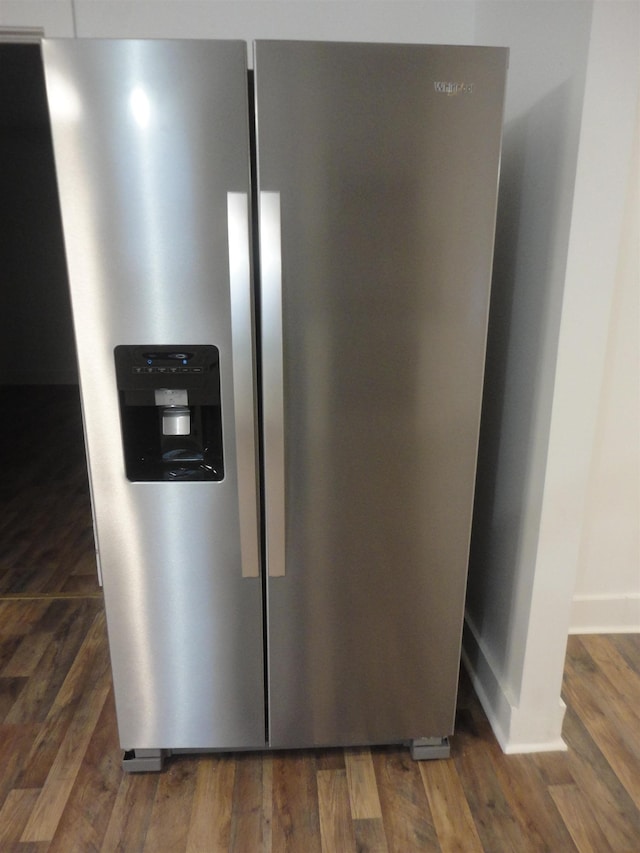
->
left=260, top=191, right=286, bottom=578
left=227, top=192, right=260, bottom=579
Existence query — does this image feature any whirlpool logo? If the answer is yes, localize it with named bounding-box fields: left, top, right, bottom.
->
left=433, top=81, right=474, bottom=96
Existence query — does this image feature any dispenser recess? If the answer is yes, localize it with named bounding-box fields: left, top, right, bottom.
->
left=114, top=345, right=224, bottom=482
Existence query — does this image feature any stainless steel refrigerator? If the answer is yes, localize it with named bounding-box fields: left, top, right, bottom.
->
left=43, top=38, right=507, bottom=770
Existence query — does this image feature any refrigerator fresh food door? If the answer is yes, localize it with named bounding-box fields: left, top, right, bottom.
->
left=255, top=41, right=507, bottom=748
left=43, top=39, right=265, bottom=750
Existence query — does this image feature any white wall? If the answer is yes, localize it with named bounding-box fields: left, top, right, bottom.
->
left=0, top=2, right=74, bottom=36
left=532, top=0, right=639, bottom=646
left=466, top=0, right=640, bottom=752
left=75, top=1, right=476, bottom=48
left=1, top=1, right=476, bottom=45
left=466, top=0, right=594, bottom=752
left=571, top=116, right=639, bottom=632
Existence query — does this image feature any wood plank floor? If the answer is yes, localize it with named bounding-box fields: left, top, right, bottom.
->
left=0, top=387, right=638, bottom=850
left=0, top=602, right=637, bottom=852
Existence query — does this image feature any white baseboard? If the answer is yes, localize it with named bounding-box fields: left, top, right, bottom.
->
left=460, top=618, right=514, bottom=752
left=462, top=614, right=567, bottom=754
left=569, top=593, right=640, bottom=634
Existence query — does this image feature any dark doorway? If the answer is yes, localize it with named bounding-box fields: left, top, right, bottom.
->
left=0, top=42, right=99, bottom=596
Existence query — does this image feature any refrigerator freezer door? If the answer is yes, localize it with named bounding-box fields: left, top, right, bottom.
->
left=255, top=41, right=507, bottom=747
left=44, top=40, right=265, bottom=749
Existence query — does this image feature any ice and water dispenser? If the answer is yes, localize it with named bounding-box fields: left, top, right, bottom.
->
left=114, top=345, right=224, bottom=481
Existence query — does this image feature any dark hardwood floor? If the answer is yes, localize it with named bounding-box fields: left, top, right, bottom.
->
left=0, top=385, right=99, bottom=597
left=0, top=386, right=638, bottom=851
left=0, top=607, right=638, bottom=852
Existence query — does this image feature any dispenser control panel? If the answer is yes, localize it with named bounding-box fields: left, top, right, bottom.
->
left=132, top=350, right=203, bottom=374
left=116, top=346, right=216, bottom=393
left=114, top=345, right=224, bottom=482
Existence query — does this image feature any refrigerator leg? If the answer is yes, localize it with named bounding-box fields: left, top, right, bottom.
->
left=122, top=748, right=168, bottom=772
left=410, top=737, right=451, bottom=761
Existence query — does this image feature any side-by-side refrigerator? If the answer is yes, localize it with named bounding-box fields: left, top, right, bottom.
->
left=43, top=39, right=507, bottom=770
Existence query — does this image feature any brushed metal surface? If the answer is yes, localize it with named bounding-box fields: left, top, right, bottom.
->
left=227, top=192, right=261, bottom=579
left=43, top=39, right=265, bottom=749
left=254, top=41, right=507, bottom=747
left=259, top=191, right=286, bottom=578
